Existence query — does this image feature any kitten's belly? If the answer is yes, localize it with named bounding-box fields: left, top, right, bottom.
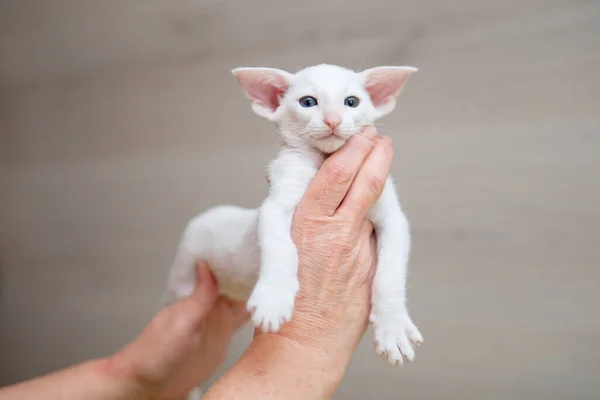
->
left=194, top=205, right=261, bottom=302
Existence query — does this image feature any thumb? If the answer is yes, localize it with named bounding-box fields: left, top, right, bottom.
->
left=180, top=261, right=219, bottom=322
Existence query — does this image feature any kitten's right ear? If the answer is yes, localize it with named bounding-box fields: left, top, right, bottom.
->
left=231, top=67, right=293, bottom=120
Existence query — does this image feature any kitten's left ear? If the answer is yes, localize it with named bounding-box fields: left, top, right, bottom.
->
left=231, top=67, right=294, bottom=120
left=360, top=66, right=417, bottom=118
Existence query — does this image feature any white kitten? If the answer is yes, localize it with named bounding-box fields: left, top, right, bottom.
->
left=164, top=64, right=423, bottom=373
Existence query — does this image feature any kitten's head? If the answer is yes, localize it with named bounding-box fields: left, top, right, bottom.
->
left=232, top=63, right=416, bottom=153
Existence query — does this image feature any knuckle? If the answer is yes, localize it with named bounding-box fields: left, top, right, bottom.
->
left=367, top=174, right=386, bottom=196
left=327, top=159, right=352, bottom=184
left=337, top=235, right=356, bottom=253
left=338, top=223, right=358, bottom=249
left=326, top=220, right=353, bottom=246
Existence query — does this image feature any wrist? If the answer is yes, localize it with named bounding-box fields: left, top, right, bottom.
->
left=251, top=332, right=348, bottom=394
left=275, top=308, right=365, bottom=367
left=93, top=354, right=159, bottom=400
left=199, top=332, right=350, bottom=399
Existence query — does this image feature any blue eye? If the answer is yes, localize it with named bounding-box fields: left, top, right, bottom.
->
left=344, top=96, right=360, bottom=108
left=299, top=96, right=318, bottom=107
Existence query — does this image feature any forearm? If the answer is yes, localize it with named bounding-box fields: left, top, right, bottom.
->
left=202, top=334, right=347, bottom=400
left=0, top=359, right=148, bottom=400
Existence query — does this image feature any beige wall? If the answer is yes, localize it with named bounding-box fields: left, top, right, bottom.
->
left=1, top=0, right=599, bottom=398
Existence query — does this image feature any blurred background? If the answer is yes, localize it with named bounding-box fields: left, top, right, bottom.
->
left=1, top=0, right=599, bottom=398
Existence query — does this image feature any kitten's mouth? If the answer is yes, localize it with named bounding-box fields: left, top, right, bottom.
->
left=317, top=133, right=344, bottom=141
left=322, top=129, right=343, bottom=139
left=312, top=128, right=352, bottom=143
left=311, top=133, right=348, bottom=154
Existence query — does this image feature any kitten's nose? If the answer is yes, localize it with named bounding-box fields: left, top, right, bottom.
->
left=324, top=112, right=341, bottom=131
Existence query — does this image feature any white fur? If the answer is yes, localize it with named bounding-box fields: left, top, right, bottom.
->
left=164, top=65, right=423, bottom=398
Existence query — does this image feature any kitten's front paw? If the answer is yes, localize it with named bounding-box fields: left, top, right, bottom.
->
left=372, top=312, right=423, bottom=366
left=246, top=278, right=299, bottom=333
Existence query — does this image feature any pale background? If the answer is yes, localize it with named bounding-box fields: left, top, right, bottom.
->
left=1, top=0, right=599, bottom=398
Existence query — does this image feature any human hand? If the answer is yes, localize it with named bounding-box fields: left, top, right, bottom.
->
left=265, top=126, right=393, bottom=367
left=200, top=127, right=395, bottom=400
left=105, top=262, right=249, bottom=400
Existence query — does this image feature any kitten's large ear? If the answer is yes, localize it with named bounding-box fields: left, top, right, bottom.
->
left=360, top=66, right=417, bottom=118
left=231, top=67, right=293, bottom=120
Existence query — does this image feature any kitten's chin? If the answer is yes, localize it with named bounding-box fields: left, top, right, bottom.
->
left=311, top=136, right=347, bottom=154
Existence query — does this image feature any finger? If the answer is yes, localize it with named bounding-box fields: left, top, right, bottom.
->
left=359, top=124, right=378, bottom=140
left=181, top=261, right=219, bottom=321
left=298, top=126, right=377, bottom=217
left=336, top=136, right=393, bottom=220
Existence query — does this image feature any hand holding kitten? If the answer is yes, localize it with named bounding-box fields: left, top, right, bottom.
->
left=275, top=130, right=390, bottom=360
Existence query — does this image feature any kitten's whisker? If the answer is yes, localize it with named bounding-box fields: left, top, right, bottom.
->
left=291, top=53, right=304, bottom=73
left=357, top=53, right=367, bottom=73
left=300, top=132, right=315, bottom=140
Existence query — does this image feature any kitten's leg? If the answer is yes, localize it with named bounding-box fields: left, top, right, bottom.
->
left=246, top=150, right=318, bottom=332
left=368, top=177, right=423, bottom=366
left=246, top=198, right=299, bottom=332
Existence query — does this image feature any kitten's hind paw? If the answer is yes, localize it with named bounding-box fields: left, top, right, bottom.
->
left=246, top=278, right=299, bottom=333
left=373, top=313, right=423, bottom=366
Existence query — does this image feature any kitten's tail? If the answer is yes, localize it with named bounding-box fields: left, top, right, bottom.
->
left=161, top=215, right=210, bottom=307
left=162, top=244, right=199, bottom=307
